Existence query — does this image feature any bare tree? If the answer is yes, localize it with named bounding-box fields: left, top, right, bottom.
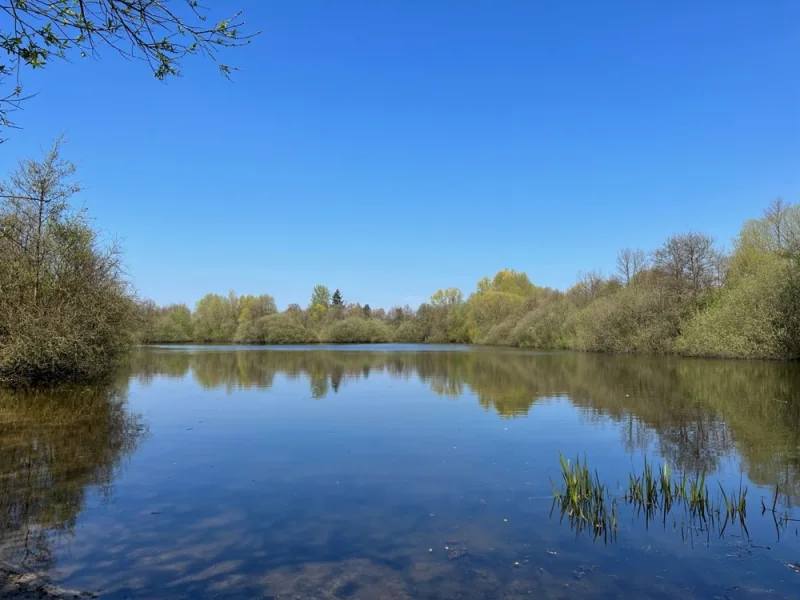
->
left=575, top=269, right=605, bottom=301
left=616, top=248, right=647, bottom=286
left=764, top=197, right=800, bottom=258
left=0, top=135, right=79, bottom=306
left=653, top=232, right=721, bottom=301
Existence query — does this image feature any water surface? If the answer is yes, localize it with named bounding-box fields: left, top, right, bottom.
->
left=1, top=345, right=799, bottom=598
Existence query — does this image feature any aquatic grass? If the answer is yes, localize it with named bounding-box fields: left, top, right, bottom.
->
left=550, top=453, right=769, bottom=543
left=551, top=453, right=617, bottom=543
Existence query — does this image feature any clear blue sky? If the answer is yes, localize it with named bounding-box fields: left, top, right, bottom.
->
left=2, top=1, right=798, bottom=309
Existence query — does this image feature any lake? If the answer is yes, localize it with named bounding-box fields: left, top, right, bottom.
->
left=1, top=345, right=799, bottom=598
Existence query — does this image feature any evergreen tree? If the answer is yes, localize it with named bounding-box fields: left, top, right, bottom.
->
left=363, top=304, right=372, bottom=318
left=332, top=289, right=344, bottom=307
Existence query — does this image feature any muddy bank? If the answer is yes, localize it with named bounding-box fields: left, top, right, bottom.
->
left=1, top=563, right=97, bottom=599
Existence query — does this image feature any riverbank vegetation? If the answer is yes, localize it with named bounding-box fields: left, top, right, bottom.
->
left=0, top=141, right=139, bottom=387
left=139, top=199, right=800, bottom=360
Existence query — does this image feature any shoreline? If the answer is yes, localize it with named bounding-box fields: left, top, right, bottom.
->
left=0, top=562, right=97, bottom=599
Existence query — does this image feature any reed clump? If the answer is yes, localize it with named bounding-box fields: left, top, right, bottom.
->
left=551, top=452, right=756, bottom=542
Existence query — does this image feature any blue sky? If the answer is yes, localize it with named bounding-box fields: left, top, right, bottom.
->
left=1, top=1, right=798, bottom=309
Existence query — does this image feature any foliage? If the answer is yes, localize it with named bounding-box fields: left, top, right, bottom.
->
left=676, top=256, right=785, bottom=358
left=323, top=317, right=391, bottom=344
left=394, top=319, right=426, bottom=343
left=0, top=0, right=257, bottom=133
left=259, top=314, right=317, bottom=345
left=138, top=303, right=194, bottom=343
left=466, top=290, right=525, bottom=343
left=193, top=292, right=238, bottom=342
left=0, top=140, right=138, bottom=386
left=507, top=300, right=570, bottom=349
left=135, top=199, right=799, bottom=360
left=569, top=276, right=684, bottom=354
left=310, top=285, right=331, bottom=308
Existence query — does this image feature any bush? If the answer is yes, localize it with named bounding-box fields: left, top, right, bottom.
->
left=507, top=301, right=570, bottom=349
left=0, top=141, right=138, bottom=386
left=260, top=314, right=318, bottom=344
left=233, top=319, right=263, bottom=344
left=481, top=316, right=517, bottom=346
left=466, top=291, right=525, bottom=342
left=394, top=320, right=425, bottom=343
left=324, top=317, right=391, bottom=343
left=569, top=281, right=683, bottom=354
left=676, top=258, right=785, bottom=359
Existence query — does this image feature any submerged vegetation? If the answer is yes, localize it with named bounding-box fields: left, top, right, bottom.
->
left=140, top=199, right=800, bottom=361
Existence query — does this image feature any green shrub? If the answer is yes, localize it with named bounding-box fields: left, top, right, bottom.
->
left=394, top=319, right=426, bottom=343
left=676, top=258, right=785, bottom=359
left=0, top=141, right=138, bottom=386
left=324, top=317, right=391, bottom=343
left=260, top=314, right=318, bottom=344
left=569, top=282, right=682, bottom=354
left=233, top=319, right=263, bottom=344
left=466, top=291, right=525, bottom=341
left=481, top=316, right=517, bottom=346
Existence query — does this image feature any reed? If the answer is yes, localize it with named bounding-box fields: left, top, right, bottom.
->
left=551, top=453, right=759, bottom=542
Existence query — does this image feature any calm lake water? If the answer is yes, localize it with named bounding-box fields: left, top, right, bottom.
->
left=1, top=345, right=799, bottom=599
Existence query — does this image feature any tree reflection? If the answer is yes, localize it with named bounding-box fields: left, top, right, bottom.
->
left=0, top=379, right=146, bottom=569
left=132, top=347, right=800, bottom=502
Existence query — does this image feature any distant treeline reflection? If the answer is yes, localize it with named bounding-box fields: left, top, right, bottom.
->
left=132, top=347, right=800, bottom=501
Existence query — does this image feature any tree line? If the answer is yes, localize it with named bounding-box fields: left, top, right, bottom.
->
left=139, top=198, right=800, bottom=360
left=2, top=140, right=798, bottom=387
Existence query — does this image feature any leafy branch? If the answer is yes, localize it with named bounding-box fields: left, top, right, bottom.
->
left=0, top=0, right=258, bottom=134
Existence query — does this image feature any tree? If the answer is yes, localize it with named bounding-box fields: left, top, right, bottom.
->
left=310, top=285, right=331, bottom=308
left=0, top=0, right=257, bottom=134
left=491, top=269, right=537, bottom=296
left=193, top=292, right=238, bottom=342
left=237, top=294, right=277, bottom=323
left=616, top=248, right=647, bottom=286
left=653, top=232, right=722, bottom=301
left=0, top=139, right=138, bottom=385
left=332, top=289, right=344, bottom=307
left=362, top=304, right=372, bottom=318
left=574, top=270, right=606, bottom=302
left=430, top=287, right=463, bottom=307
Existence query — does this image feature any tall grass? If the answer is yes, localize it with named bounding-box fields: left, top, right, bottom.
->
left=551, top=452, right=760, bottom=542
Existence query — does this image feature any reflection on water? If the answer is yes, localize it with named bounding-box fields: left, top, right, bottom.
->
left=0, top=346, right=799, bottom=598
left=132, top=346, right=800, bottom=496
left=0, top=379, right=146, bottom=570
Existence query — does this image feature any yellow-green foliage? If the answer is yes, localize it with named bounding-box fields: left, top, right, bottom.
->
left=677, top=255, right=785, bottom=359
left=467, top=291, right=525, bottom=342
left=324, top=317, right=391, bottom=343
left=507, top=301, right=570, bottom=349
left=569, top=280, right=683, bottom=354
left=0, top=141, right=139, bottom=386
left=134, top=201, right=800, bottom=361
left=259, top=314, right=318, bottom=344
left=481, top=315, right=518, bottom=346
left=394, top=320, right=426, bottom=343
left=141, top=304, right=194, bottom=343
